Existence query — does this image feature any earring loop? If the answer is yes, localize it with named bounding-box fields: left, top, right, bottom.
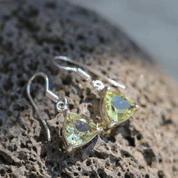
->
left=53, top=56, right=126, bottom=89
left=27, top=72, right=62, bottom=142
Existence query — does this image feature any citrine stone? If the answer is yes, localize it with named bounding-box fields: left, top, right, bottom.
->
left=64, top=113, right=98, bottom=148
left=104, top=91, right=136, bottom=124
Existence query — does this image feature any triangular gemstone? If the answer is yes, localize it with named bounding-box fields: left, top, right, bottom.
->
left=64, top=113, right=98, bottom=148
left=103, top=91, right=136, bottom=124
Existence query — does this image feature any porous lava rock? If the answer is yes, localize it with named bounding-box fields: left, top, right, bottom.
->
left=0, top=0, right=178, bottom=178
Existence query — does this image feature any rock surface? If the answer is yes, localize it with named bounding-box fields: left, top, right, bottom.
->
left=0, top=0, right=178, bottom=178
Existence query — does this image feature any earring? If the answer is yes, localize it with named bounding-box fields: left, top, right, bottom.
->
left=53, top=56, right=138, bottom=131
left=27, top=72, right=103, bottom=152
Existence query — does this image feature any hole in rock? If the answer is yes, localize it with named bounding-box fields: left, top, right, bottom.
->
left=7, top=110, right=12, bottom=117
left=37, top=132, right=46, bottom=142
left=32, top=146, right=37, bottom=153
left=10, top=93, right=18, bottom=101
left=46, top=160, right=54, bottom=167
left=118, top=172, right=121, bottom=176
left=0, top=169, right=5, bottom=176
left=145, top=174, right=150, bottom=178
left=90, top=174, right=96, bottom=178
left=101, top=70, right=106, bottom=75
left=62, top=76, right=72, bottom=85
left=8, top=145, right=17, bottom=152
left=86, top=94, right=95, bottom=101
left=3, top=80, right=13, bottom=91
left=9, top=135, right=14, bottom=142
left=0, top=120, right=2, bottom=126
left=86, top=159, right=91, bottom=166
left=89, top=48, right=94, bottom=53
left=17, top=73, right=22, bottom=78
left=69, top=104, right=74, bottom=110
left=51, top=148, right=55, bottom=153
left=40, top=149, right=47, bottom=159
left=87, top=105, right=94, bottom=114
left=125, top=136, right=135, bottom=147
left=44, top=47, right=50, bottom=53
left=54, top=46, right=61, bottom=52
left=31, top=168, right=36, bottom=172
left=79, top=8, right=89, bottom=16
left=18, top=79, right=27, bottom=87
left=94, top=151, right=108, bottom=159
left=116, top=159, right=121, bottom=167
left=98, top=169, right=107, bottom=178
left=61, top=172, right=71, bottom=178
left=86, top=88, right=91, bottom=95
left=69, top=43, right=74, bottom=50
left=158, top=170, right=165, bottom=178
left=45, top=2, right=57, bottom=9
left=74, top=172, right=78, bottom=176
left=54, top=166, right=58, bottom=172
left=121, top=150, right=132, bottom=158
left=29, top=174, right=38, bottom=178
left=125, top=173, right=134, bottom=178
left=28, top=61, right=38, bottom=71
left=65, top=91, right=70, bottom=97
left=0, top=155, right=8, bottom=164
left=137, top=134, right=142, bottom=140
left=7, top=169, right=12, bottom=173
left=99, top=36, right=105, bottom=43
left=29, top=158, right=35, bottom=162
left=27, top=6, right=39, bottom=17
left=22, top=132, right=26, bottom=136
left=21, top=143, right=27, bottom=148
left=142, top=149, right=155, bottom=166
left=110, top=136, right=116, bottom=143
left=77, top=35, right=86, bottom=41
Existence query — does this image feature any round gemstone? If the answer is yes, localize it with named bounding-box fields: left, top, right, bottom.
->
left=104, top=91, right=136, bottom=124
left=64, top=113, right=98, bottom=148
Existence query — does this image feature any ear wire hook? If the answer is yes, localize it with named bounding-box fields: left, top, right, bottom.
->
left=53, top=56, right=125, bottom=89
left=27, top=72, right=61, bottom=142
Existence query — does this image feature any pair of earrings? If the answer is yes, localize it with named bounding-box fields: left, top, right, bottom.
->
left=27, top=56, right=138, bottom=152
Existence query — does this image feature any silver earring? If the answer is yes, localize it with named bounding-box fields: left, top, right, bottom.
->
left=53, top=56, right=138, bottom=131
left=27, top=72, right=103, bottom=152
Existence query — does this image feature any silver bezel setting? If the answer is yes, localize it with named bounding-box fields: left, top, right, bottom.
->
left=99, top=88, right=138, bottom=130
left=62, top=112, right=103, bottom=152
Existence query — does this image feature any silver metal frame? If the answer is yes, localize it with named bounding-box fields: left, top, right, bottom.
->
left=62, top=112, right=103, bottom=152
left=99, top=87, right=138, bottom=130
left=53, top=56, right=138, bottom=130
left=27, top=72, right=103, bottom=152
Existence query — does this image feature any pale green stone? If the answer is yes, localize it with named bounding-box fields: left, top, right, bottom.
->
left=64, top=113, right=98, bottom=148
left=104, top=91, right=136, bottom=124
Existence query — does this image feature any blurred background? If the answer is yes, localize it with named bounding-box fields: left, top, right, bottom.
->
left=69, top=0, right=178, bottom=82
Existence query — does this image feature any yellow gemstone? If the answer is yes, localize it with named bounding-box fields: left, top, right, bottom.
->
left=64, top=113, right=98, bottom=148
left=104, top=91, right=136, bottom=124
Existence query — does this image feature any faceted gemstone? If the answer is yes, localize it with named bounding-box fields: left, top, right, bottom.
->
left=104, top=91, right=136, bottom=124
left=64, top=113, right=98, bottom=148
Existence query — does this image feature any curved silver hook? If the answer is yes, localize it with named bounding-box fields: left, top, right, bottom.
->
left=53, top=56, right=125, bottom=89
left=27, top=72, right=60, bottom=142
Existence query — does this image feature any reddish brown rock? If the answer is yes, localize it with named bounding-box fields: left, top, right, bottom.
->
left=0, top=0, right=177, bottom=178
